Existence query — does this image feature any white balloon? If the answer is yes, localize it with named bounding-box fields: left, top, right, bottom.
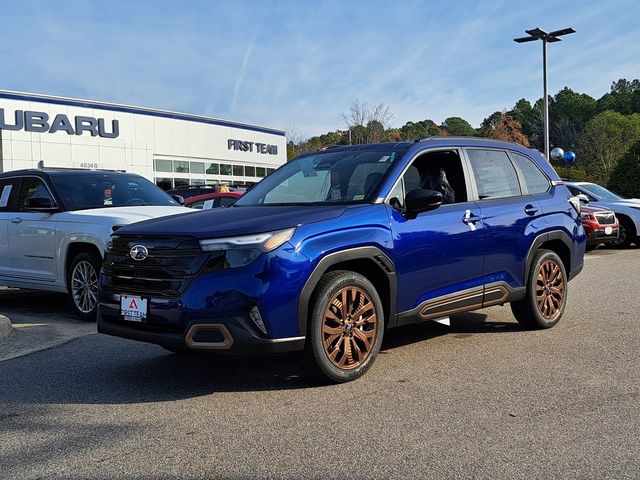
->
left=550, top=147, right=565, bottom=162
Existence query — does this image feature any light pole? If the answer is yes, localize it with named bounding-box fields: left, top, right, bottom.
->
left=514, top=27, right=575, bottom=161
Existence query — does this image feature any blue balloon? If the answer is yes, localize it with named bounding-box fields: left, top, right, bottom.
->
left=563, top=151, right=576, bottom=165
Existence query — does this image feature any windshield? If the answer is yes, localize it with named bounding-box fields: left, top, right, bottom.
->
left=582, top=183, right=623, bottom=201
left=236, top=149, right=403, bottom=206
left=51, top=173, right=179, bottom=211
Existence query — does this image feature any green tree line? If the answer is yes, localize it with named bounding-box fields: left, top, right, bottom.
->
left=287, top=78, right=640, bottom=196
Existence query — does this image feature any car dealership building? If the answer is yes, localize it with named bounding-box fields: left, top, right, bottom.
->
left=0, top=90, right=286, bottom=190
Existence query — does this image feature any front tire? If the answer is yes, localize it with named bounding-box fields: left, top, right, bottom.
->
left=296, top=270, right=384, bottom=383
left=613, top=217, right=635, bottom=248
left=68, top=251, right=101, bottom=321
left=511, top=249, right=567, bottom=329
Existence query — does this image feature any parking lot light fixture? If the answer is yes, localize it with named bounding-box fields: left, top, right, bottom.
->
left=514, top=27, right=575, bottom=161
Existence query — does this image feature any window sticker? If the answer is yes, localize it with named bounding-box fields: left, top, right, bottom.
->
left=0, top=185, right=12, bottom=207
left=203, top=199, right=214, bottom=209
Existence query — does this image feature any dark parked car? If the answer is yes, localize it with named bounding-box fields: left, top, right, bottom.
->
left=98, top=138, right=586, bottom=382
left=184, top=192, right=243, bottom=209
left=580, top=205, right=619, bottom=250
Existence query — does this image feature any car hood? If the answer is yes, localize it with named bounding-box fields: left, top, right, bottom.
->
left=55, top=206, right=194, bottom=224
left=608, top=199, right=640, bottom=208
left=116, top=205, right=348, bottom=239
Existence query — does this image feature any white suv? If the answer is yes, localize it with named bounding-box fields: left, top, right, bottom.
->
left=0, top=169, right=194, bottom=320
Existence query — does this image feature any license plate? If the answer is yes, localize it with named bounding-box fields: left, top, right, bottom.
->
left=120, top=295, right=148, bottom=322
left=605, top=226, right=613, bottom=235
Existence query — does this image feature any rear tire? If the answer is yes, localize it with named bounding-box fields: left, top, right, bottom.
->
left=68, top=251, right=102, bottom=322
left=295, top=270, right=384, bottom=383
left=511, top=249, right=567, bottom=330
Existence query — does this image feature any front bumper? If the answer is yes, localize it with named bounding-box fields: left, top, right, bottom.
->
left=97, top=310, right=305, bottom=355
left=585, top=226, right=619, bottom=246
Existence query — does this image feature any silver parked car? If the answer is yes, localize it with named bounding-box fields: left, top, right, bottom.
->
left=565, top=181, right=640, bottom=248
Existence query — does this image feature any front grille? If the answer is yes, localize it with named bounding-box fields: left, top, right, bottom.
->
left=594, top=212, right=616, bottom=225
left=102, top=235, right=223, bottom=297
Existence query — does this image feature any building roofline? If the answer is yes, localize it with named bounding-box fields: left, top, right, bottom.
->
left=0, top=89, right=285, bottom=137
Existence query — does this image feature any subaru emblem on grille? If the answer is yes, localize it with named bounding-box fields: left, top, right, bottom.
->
left=130, top=245, right=149, bottom=261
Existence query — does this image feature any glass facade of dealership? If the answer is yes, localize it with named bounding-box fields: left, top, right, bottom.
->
left=0, top=90, right=286, bottom=189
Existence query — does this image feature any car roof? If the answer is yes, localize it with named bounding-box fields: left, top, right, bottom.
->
left=184, top=191, right=243, bottom=204
left=0, top=168, right=134, bottom=178
left=306, top=137, right=537, bottom=154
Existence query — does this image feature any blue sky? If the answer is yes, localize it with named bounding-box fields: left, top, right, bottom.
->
left=2, top=0, right=639, bottom=139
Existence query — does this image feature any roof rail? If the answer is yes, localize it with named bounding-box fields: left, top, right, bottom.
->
left=419, top=136, right=525, bottom=147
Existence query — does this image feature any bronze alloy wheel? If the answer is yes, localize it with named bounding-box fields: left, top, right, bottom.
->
left=536, top=259, right=565, bottom=320
left=322, top=286, right=378, bottom=370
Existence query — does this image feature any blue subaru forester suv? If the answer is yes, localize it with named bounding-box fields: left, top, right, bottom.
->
left=98, top=137, right=585, bottom=382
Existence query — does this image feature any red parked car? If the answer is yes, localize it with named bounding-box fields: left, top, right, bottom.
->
left=184, top=191, right=243, bottom=210
left=581, top=205, right=619, bottom=250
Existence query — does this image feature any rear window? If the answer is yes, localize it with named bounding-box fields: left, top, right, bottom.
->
left=511, top=152, right=550, bottom=194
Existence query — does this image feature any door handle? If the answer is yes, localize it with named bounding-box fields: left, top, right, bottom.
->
left=524, top=204, right=539, bottom=216
left=11, top=217, right=22, bottom=224
left=462, top=210, right=481, bottom=230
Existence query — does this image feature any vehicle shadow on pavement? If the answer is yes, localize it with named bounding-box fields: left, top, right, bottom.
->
left=381, top=311, right=521, bottom=351
left=0, top=311, right=524, bottom=405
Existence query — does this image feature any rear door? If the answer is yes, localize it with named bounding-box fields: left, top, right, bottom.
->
left=7, top=177, right=59, bottom=283
left=464, top=148, right=547, bottom=291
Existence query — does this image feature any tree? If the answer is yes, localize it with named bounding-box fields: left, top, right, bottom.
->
left=440, top=116, right=475, bottom=136
left=477, top=111, right=502, bottom=137
left=399, top=119, right=443, bottom=141
left=575, top=111, right=640, bottom=185
left=340, top=100, right=393, bottom=144
left=487, top=113, right=530, bottom=147
left=511, top=99, right=542, bottom=150
left=283, top=122, right=304, bottom=161
left=548, top=87, right=597, bottom=149
left=608, top=138, right=640, bottom=197
left=597, top=79, right=640, bottom=115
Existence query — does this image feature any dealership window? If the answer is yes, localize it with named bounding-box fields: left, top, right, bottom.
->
left=245, top=166, right=256, bottom=177
left=174, top=178, right=190, bottom=188
left=155, top=178, right=173, bottom=191
left=256, top=167, right=266, bottom=178
left=267, top=168, right=276, bottom=176
left=191, top=162, right=205, bottom=174
left=191, top=179, right=205, bottom=185
left=154, top=159, right=172, bottom=173
left=174, top=161, right=189, bottom=174
left=205, top=179, right=218, bottom=185
left=206, top=163, right=219, bottom=175
left=220, top=164, right=232, bottom=176
left=233, top=165, right=244, bottom=176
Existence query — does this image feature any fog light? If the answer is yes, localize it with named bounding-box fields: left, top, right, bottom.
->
left=249, top=306, right=267, bottom=334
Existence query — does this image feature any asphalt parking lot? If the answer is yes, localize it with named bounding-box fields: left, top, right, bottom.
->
left=0, top=248, right=639, bottom=479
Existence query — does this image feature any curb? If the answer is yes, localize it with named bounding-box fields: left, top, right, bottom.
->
left=0, top=314, right=13, bottom=341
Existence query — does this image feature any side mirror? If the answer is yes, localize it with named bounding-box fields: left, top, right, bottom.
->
left=24, top=196, right=57, bottom=212
left=171, top=195, right=185, bottom=205
left=405, top=189, right=443, bottom=219
left=576, top=193, right=589, bottom=204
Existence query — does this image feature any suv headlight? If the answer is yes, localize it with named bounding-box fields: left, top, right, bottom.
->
left=199, top=228, right=295, bottom=267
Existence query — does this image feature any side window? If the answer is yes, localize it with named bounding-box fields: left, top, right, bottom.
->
left=189, top=201, right=205, bottom=209
left=511, top=152, right=550, bottom=194
left=467, top=149, right=521, bottom=200
left=18, top=178, right=55, bottom=211
left=0, top=178, right=20, bottom=212
left=219, top=196, right=237, bottom=207
left=567, top=185, right=595, bottom=201
left=388, top=150, right=468, bottom=209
